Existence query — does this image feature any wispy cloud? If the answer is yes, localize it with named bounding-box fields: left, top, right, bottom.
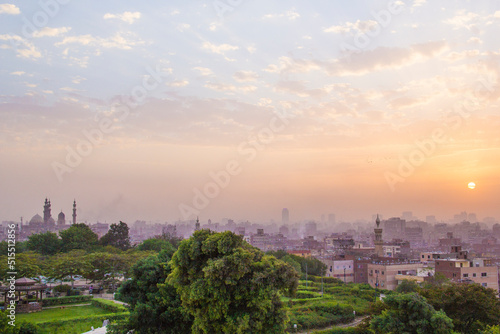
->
left=0, top=4, right=20, bottom=15
left=103, top=11, right=141, bottom=24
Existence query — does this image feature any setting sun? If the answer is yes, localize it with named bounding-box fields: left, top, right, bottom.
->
left=468, top=182, right=476, bottom=190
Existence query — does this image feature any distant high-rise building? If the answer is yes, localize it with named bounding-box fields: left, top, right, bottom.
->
left=305, top=221, right=317, bottom=237
left=426, top=215, right=436, bottom=224
left=282, top=208, right=289, bottom=224
left=402, top=211, right=413, bottom=221
left=328, top=214, right=336, bottom=224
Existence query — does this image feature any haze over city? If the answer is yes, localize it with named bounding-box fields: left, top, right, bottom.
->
left=1, top=1, right=500, bottom=223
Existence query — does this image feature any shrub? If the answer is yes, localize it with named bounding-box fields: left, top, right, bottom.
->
left=53, top=285, right=71, bottom=293
left=42, top=295, right=93, bottom=307
left=295, top=291, right=321, bottom=299
left=15, top=321, right=40, bottom=334
left=91, top=299, right=127, bottom=313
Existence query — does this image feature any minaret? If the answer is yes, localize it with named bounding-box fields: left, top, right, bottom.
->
left=43, top=198, right=52, bottom=224
left=195, top=217, right=200, bottom=231
left=374, top=214, right=384, bottom=257
left=72, top=200, right=77, bottom=224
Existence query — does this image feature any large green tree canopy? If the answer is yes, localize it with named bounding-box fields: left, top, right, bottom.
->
left=420, top=283, right=500, bottom=334
left=168, top=230, right=299, bottom=334
left=59, top=223, right=98, bottom=252
left=370, top=292, right=454, bottom=334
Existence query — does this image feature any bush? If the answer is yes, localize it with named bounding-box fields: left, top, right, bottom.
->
left=288, top=300, right=355, bottom=330
left=42, top=295, right=93, bottom=307
left=15, top=322, right=40, bottom=334
left=67, top=289, right=80, bottom=296
left=295, top=291, right=322, bottom=299
left=53, top=285, right=71, bottom=293
left=91, top=299, right=127, bottom=313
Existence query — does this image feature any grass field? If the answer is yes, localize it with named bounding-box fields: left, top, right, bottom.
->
left=16, top=305, right=111, bottom=323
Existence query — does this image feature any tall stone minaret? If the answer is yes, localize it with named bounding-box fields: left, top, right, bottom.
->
left=374, top=214, right=384, bottom=257
left=43, top=198, right=52, bottom=224
left=195, top=217, right=200, bottom=231
left=72, top=200, right=77, bottom=224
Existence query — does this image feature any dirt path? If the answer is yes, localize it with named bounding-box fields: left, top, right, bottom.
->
left=296, top=315, right=369, bottom=334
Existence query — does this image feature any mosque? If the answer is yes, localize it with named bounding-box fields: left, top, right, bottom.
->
left=22, top=199, right=77, bottom=237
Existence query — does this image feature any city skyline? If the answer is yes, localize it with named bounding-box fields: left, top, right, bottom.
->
left=1, top=1, right=500, bottom=222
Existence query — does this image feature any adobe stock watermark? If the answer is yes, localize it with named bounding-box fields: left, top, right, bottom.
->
left=212, top=0, right=244, bottom=20
left=51, top=65, right=172, bottom=182
left=340, top=0, right=405, bottom=56
left=385, top=75, right=496, bottom=192
left=178, top=109, right=294, bottom=219
left=9, top=0, right=70, bottom=49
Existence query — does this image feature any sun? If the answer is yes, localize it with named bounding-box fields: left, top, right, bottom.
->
left=468, top=182, right=476, bottom=190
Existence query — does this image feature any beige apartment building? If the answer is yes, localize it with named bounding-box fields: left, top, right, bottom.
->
left=435, top=258, right=499, bottom=292
left=367, top=261, right=423, bottom=290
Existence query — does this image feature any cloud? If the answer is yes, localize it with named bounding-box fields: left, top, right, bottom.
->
left=413, top=0, right=426, bottom=7
left=167, top=80, right=189, bottom=87
left=0, top=34, right=41, bottom=59
left=56, top=33, right=143, bottom=50
left=33, top=27, right=71, bottom=38
left=263, top=9, right=300, bottom=20
left=10, top=71, right=25, bottom=76
left=192, top=67, right=213, bottom=76
left=204, top=82, right=257, bottom=93
left=324, top=20, right=378, bottom=34
left=0, top=4, right=19, bottom=15
left=202, top=41, right=239, bottom=61
left=274, top=80, right=327, bottom=98
left=103, top=11, right=141, bottom=24
left=444, top=10, right=480, bottom=30
left=176, top=23, right=190, bottom=32
left=233, top=70, right=259, bottom=82
left=265, top=41, right=449, bottom=77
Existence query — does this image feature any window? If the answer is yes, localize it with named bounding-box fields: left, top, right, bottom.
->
left=398, top=270, right=402, bottom=274
left=482, top=283, right=487, bottom=287
left=453, top=273, right=456, bottom=277
left=473, top=273, right=477, bottom=277
left=422, top=255, right=425, bottom=258
left=381, top=271, right=385, bottom=275
left=463, top=274, right=468, bottom=278
left=450, top=263, right=452, bottom=267
left=482, top=273, right=487, bottom=277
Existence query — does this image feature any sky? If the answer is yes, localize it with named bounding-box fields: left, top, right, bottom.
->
left=1, top=0, right=500, bottom=224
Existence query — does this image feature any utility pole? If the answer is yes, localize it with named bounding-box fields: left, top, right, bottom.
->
left=321, top=276, right=323, bottom=297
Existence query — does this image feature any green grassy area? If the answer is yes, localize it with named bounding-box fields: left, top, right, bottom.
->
left=286, top=278, right=378, bottom=332
left=16, top=305, right=111, bottom=323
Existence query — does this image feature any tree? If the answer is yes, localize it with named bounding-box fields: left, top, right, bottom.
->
left=0, top=241, right=27, bottom=256
left=109, top=250, right=193, bottom=334
left=84, top=252, right=128, bottom=289
left=99, top=221, right=131, bottom=251
left=137, top=238, right=176, bottom=254
left=168, top=230, right=299, bottom=334
left=26, top=231, right=62, bottom=255
left=281, top=255, right=301, bottom=275
left=47, top=250, right=91, bottom=287
left=395, top=279, right=420, bottom=294
left=370, top=293, right=454, bottom=334
left=0, top=252, right=43, bottom=280
left=59, top=223, right=98, bottom=252
left=420, top=283, right=500, bottom=333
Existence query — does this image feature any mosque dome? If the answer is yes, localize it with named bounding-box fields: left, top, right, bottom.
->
left=58, top=211, right=65, bottom=220
left=29, top=214, right=43, bottom=224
